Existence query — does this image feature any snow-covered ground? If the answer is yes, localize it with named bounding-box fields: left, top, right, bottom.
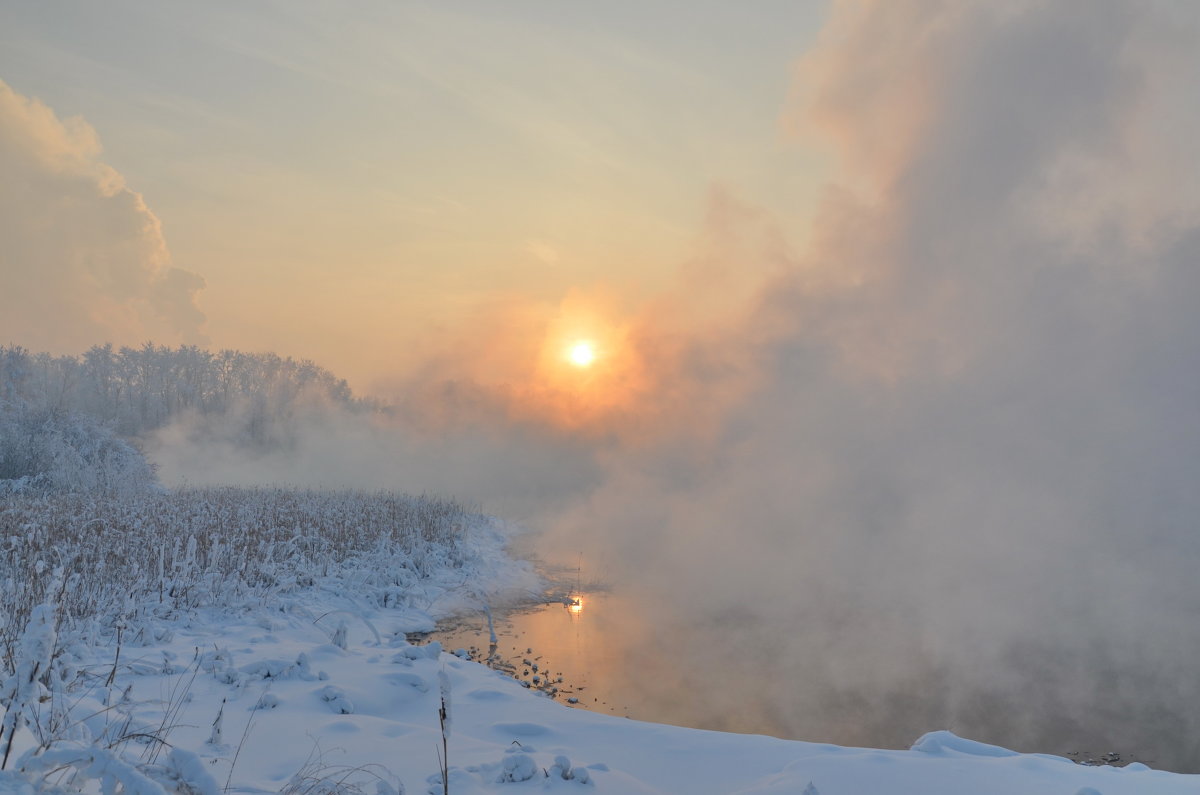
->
left=3, top=496, right=1199, bottom=794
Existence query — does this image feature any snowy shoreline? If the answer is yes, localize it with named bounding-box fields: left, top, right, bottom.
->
left=3, top=500, right=1199, bottom=794
left=7, top=590, right=1198, bottom=795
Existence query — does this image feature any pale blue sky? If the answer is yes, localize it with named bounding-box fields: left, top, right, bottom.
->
left=1, top=2, right=830, bottom=386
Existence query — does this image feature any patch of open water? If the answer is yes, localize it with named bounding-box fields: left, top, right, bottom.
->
left=414, top=590, right=651, bottom=720
left=414, top=589, right=1162, bottom=771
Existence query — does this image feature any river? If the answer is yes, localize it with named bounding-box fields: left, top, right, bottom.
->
left=418, top=584, right=1173, bottom=771
left=420, top=590, right=644, bottom=721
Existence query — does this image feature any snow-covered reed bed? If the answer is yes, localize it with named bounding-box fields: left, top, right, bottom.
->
left=0, top=487, right=498, bottom=679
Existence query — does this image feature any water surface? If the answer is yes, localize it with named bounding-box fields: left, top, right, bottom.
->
left=426, top=591, right=644, bottom=720
left=421, top=586, right=1173, bottom=771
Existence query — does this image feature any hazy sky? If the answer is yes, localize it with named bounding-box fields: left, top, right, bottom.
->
left=1, top=0, right=828, bottom=389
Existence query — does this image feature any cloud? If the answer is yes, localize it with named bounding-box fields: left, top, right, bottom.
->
left=0, top=80, right=206, bottom=352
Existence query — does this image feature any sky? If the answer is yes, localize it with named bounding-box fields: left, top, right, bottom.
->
left=0, top=0, right=828, bottom=387
left=7, top=0, right=1200, bottom=770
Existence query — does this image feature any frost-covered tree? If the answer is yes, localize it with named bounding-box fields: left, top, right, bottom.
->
left=0, top=342, right=369, bottom=450
left=0, top=407, right=157, bottom=496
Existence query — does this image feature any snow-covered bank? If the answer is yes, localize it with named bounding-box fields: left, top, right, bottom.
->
left=4, top=597, right=1198, bottom=795
left=2, top=491, right=1198, bottom=793
left=0, top=489, right=541, bottom=650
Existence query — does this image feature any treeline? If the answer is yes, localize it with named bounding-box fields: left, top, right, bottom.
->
left=0, top=343, right=369, bottom=439
left=0, top=343, right=376, bottom=494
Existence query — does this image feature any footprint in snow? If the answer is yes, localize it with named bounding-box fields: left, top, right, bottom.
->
left=322, top=720, right=360, bottom=734
left=466, top=688, right=510, bottom=701
left=382, top=672, right=429, bottom=692
left=491, top=722, right=552, bottom=737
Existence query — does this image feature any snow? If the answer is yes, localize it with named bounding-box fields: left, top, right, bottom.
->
left=910, top=730, right=1020, bottom=757
left=6, top=619, right=1198, bottom=794
left=3, top=503, right=1199, bottom=794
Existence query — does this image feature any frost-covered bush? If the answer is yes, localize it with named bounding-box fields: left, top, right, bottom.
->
left=0, top=573, right=61, bottom=769
left=495, top=754, right=538, bottom=783
left=0, top=407, right=157, bottom=496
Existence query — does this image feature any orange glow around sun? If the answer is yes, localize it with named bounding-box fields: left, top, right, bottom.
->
left=519, top=291, right=649, bottom=427
left=568, top=341, right=596, bottom=368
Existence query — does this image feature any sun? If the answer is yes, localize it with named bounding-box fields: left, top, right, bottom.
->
left=568, top=341, right=596, bottom=368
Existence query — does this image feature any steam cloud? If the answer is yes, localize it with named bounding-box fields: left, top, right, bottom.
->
left=0, top=80, right=206, bottom=353
left=142, top=0, right=1200, bottom=769
left=588, top=0, right=1200, bottom=762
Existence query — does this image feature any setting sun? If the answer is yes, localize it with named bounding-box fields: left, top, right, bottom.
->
left=525, top=292, right=649, bottom=426
left=568, top=341, right=596, bottom=368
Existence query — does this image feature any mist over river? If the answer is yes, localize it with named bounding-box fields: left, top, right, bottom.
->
left=428, top=568, right=1190, bottom=772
